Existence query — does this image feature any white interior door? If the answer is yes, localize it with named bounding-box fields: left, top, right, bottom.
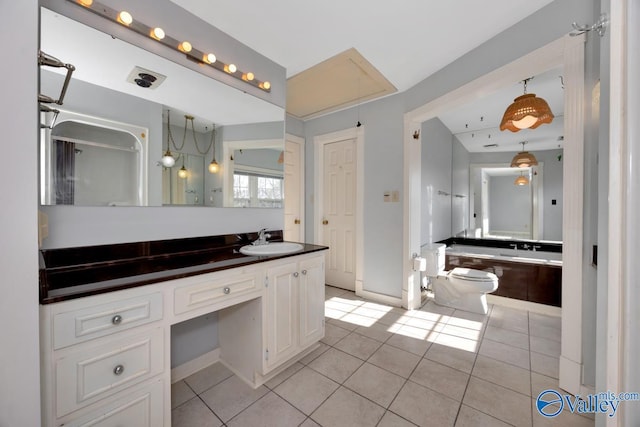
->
left=284, top=135, right=303, bottom=242
left=322, top=139, right=356, bottom=290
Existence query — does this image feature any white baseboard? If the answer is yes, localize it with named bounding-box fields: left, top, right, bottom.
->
left=171, top=348, right=221, bottom=384
left=355, top=287, right=403, bottom=308
left=487, top=294, right=562, bottom=317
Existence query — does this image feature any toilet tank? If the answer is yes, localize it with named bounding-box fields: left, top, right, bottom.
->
left=421, top=244, right=446, bottom=276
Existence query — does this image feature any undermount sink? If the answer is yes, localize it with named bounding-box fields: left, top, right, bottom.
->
left=239, top=242, right=304, bottom=256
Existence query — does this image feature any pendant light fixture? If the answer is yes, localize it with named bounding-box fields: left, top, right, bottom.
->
left=160, top=110, right=176, bottom=167
left=514, top=171, right=530, bottom=186
left=178, top=154, right=188, bottom=179
left=208, top=124, right=219, bottom=174
left=510, top=141, right=539, bottom=168
left=500, top=77, right=554, bottom=132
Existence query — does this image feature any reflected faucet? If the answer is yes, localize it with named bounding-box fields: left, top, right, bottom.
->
left=253, top=228, right=271, bottom=245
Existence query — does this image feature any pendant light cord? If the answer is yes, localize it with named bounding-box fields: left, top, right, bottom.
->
left=188, top=117, right=214, bottom=155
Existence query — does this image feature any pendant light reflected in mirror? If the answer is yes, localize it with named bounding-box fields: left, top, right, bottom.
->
left=510, top=141, right=538, bottom=168
left=514, top=172, right=529, bottom=186
left=178, top=154, right=188, bottom=179
left=208, top=124, right=219, bottom=174
left=160, top=110, right=176, bottom=167
left=500, top=77, right=554, bottom=132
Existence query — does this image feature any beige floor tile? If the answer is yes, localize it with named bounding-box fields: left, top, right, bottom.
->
left=172, top=397, right=222, bottom=427
left=448, top=310, right=489, bottom=331
left=434, top=332, right=481, bottom=353
left=425, top=342, right=477, bottom=374
left=462, top=377, right=531, bottom=427
left=199, top=375, right=268, bottom=422
left=488, top=307, right=529, bottom=334
left=300, top=342, right=330, bottom=365
left=370, top=309, right=410, bottom=326
left=226, top=392, right=306, bottom=427
left=264, top=362, right=304, bottom=389
left=386, top=331, right=434, bottom=356
left=325, top=286, right=348, bottom=298
left=479, top=338, right=530, bottom=370
left=484, top=325, right=530, bottom=350
left=334, top=331, right=383, bottom=360
left=454, top=405, right=511, bottom=427
left=420, top=300, right=456, bottom=317
left=530, top=323, right=561, bottom=342
left=531, top=372, right=559, bottom=399
left=368, top=344, right=422, bottom=378
left=406, top=307, right=448, bottom=322
left=529, top=312, right=561, bottom=331
left=472, top=355, right=531, bottom=396
left=409, top=358, right=470, bottom=402
left=183, top=362, right=233, bottom=394
left=274, top=367, right=339, bottom=415
left=308, top=347, right=363, bottom=383
left=344, top=362, right=406, bottom=408
left=531, top=399, right=596, bottom=426
left=321, top=323, right=351, bottom=346
left=403, top=316, right=446, bottom=332
left=378, top=411, right=419, bottom=427
left=531, top=351, right=559, bottom=379
left=311, top=386, right=385, bottom=427
left=389, top=380, right=459, bottom=427
left=530, top=335, right=561, bottom=357
left=171, top=380, right=196, bottom=409
left=355, top=322, right=396, bottom=342
left=328, top=316, right=362, bottom=331
left=440, top=324, right=484, bottom=341
left=299, top=417, right=322, bottom=427
left=325, top=307, right=350, bottom=320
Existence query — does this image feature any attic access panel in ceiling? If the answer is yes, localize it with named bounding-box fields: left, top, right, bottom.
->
left=287, top=48, right=397, bottom=120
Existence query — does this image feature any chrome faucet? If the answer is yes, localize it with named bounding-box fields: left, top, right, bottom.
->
left=509, top=243, right=518, bottom=250
left=253, top=228, right=271, bottom=245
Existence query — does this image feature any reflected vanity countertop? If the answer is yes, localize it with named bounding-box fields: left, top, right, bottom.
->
left=39, top=231, right=328, bottom=304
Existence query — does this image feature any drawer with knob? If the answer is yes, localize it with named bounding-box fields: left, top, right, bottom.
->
left=174, top=269, right=261, bottom=316
left=52, top=292, right=163, bottom=349
left=54, top=327, right=164, bottom=418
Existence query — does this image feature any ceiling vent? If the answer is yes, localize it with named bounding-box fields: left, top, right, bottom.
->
left=126, top=66, right=167, bottom=89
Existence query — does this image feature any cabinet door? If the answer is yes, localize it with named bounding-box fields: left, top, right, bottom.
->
left=298, top=256, right=325, bottom=348
left=265, top=262, right=298, bottom=370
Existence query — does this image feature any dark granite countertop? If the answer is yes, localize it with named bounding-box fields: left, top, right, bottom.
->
left=39, top=231, right=328, bottom=304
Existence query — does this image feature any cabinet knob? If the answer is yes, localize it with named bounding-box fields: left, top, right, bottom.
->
left=293, top=272, right=299, bottom=278
left=113, top=364, right=125, bottom=376
left=294, top=219, right=301, bottom=225
left=111, top=315, right=122, bottom=325
left=223, top=287, right=231, bottom=294
left=301, top=270, right=307, bottom=275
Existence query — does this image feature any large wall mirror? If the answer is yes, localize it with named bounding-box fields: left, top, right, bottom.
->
left=422, top=67, right=564, bottom=244
left=39, top=6, right=285, bottom=207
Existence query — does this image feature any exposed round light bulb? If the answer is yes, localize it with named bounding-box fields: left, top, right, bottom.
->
left=117, top=11, right=133, bottom=26
left=150, top=27, right=165, bottom=40
left=208, top=160, right=220, bottom=174
left=243, top=72, right=255, bottom=81
left=203, top=53, right=217, bottom=64
left=78, top=0, right=93, bottom=7
left=161, top=150, right=175, bottom=167
left=179, top=41, right=192, bottom=53
left=178, top=166, right=188, bottom=179
left=226, top=63, right=237, bottom=73
left=260, top=81, right=271, bottom=91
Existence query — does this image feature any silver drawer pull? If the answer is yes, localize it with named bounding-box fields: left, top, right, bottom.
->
left=301, top=270, right=307, bottom=275
left=113, top=364, right=125, bottom=376
left=223, top=287, right=231, bottom=294
left=111, top=315, right=122, bottom=325
left=293, top=272, right=299, bottom=278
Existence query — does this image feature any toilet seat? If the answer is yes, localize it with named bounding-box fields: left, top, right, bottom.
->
left=448, top=267, right=497, bottom=282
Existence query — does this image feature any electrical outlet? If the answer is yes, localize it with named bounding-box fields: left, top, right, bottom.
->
left=383, top=191, right=391, bottom=202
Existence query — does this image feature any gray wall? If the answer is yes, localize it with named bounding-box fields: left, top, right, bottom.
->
left=451, top=137, right=470, bottom=237
left=488, top=175, right=532, bottom=235
left=0, top=1, right=41, bottom=425
left=421, top=118, right=453, bottom=245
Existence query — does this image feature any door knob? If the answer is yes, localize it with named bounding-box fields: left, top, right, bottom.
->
left=294, top=219, right=301, bottom=225
left=322, top=219, right=328, bottom=225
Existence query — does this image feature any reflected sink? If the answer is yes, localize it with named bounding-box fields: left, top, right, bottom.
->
left=239, top=242, right=304, bottom=256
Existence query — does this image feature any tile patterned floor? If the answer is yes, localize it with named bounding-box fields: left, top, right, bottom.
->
left=172, top=286, right=594, bottom=427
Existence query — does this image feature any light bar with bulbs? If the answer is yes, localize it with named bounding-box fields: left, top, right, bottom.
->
left=68, top=0, right=272, bottom=92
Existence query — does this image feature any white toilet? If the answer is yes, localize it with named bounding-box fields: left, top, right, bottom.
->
left=422, top=244, right=498, bottom=314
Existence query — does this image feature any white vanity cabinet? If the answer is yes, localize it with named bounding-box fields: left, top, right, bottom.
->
left=263, top=254, right=325, bottom=373
left=40, top=249, right=326, bottom=427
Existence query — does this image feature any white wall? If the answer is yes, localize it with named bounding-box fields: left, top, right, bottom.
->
left=0, top=1, right=41, bottom=426
left=421, top=118, right=453, bottom=245
left=451, top=137, right=470, bottom=236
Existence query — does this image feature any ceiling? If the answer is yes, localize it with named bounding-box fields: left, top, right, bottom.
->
left=171, top=0, right=556, bottom=118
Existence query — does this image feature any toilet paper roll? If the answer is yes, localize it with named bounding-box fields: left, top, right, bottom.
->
left=413, top=256, right=427, bottom=272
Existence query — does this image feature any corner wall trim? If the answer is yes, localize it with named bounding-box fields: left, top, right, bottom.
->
left=171, top=348, right=221, bottom=383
